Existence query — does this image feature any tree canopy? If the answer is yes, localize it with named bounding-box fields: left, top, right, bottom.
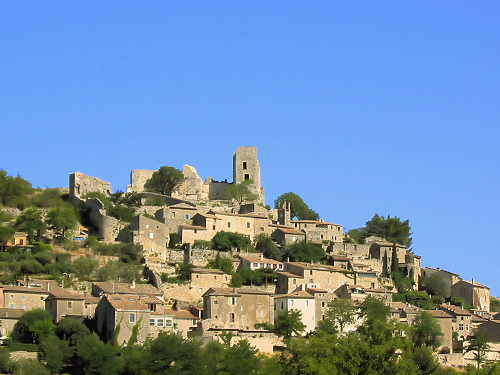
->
left=274, top=309, right=306, bottom=338
left=411, top=311, right=444, bottom=350
left=224, top=179, right=259, bottom=204
left=144, top=166, right=184, bottom=196
left=46, top=205, right=79, bottom=240
left=283, top=240, right=326, bottom=263
left=348, top=214, right=412, bottom=247
left=274, top=192, right=319, bottom=220
left=0, top=169, right=33, bottom=208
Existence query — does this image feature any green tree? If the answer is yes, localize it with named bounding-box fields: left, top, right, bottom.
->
left=55, top=317, right=90, bottom=347
left=274, top=309, right=306, bottom=338
left=208, top=252, right=233, bottom=274
left=361, top=214, right=412, bottom=247
left=31, top=188, right=65, bottom=208
left=73, top=257, right=99, bottom=280
left=320, top=298, right=357, bottom=333
left=176, top=263, right=194, bottom=281
left=15, top=208, right=46, bottom=244
left=38, top=335, right=72, bottom=374
left=144, top=166, right=185, bottom=196
left=254, top=233, right=282, bottom=260
left=224, top=179, right=259, bottom=204
left=0, top=169, right=33, bottom=208
left=12, top=359, right=50, bottom=375
left=411, top=311, right=443, bottom=350
left=75, top=333, right=122, bottom=375
left=0, top=225, right=15, bottom=251
left=422, top=274, right=447, bottom=297
left=46, top=204, right=78, bottom=240
left=466, top=329, right=490, bottom=371
left=12, top=308, right=54, bottom=343
left=212, top=231, right=251, bottom=251
left=274, top=192, right=319, bottom=220
left=283, top=240, right=325, bottom=262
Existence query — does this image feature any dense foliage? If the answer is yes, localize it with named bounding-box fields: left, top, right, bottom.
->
left=274, top=192, right=319, bottom=220
left=144, top=166, right=184, bottom=196
left=348, top=214, right=412, bottom=247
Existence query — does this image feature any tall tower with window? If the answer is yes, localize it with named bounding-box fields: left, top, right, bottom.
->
left=232, top=146, right=264, bottom=202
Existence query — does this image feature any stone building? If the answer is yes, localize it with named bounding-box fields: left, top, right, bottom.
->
left=190, top=268, right=231, bottom=296
left=439, top=304, right=473, bottom=342
left=130, top=215, right=169, bottom=256
left=274, top=290, right=316, bottom=334
left=290, top=220, right=344, bottom=243
left=238, top=254, right=284, bottom=272
left=451, top=279, right=490, bottom=312
left=0, top=285, right=49, bottom=310
left=423, top=268, right=460, bottom=299
left=45, top=290, right=86, bottom=322
left=5, top=232, right=28, bottom=247
left=270, top=226, right=306, bottom=245
left=91, top=281, right=163, bottom=300
left=0, top=308, right=25, bottom=340
left=425, top=310, right=453, bottom=352
left=276, top=262, right=356, bottom=295
left=202, top=288, right=273, bottom=331
left=69, top=172, right=111, bottom=200
left=233, top=146, right=264, bottom=203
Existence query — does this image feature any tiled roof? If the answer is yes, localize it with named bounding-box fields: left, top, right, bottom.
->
left=105, top=295, right=150, bottom=312
left=192, top=268, right=226, bottom=275
left=275, top=290, right=314, bottom=299
left=1, top=285, right=49, bottom=294
left=274, top=227, right=305, bottom=235
left=426, top=310, right=453, bottom=319
left=46, top=290, right=85, bottom=300
left=277, top=271, right=304, bottom=279
left=287, top=262, right=349, bottom=273
left=440, top=304, right=472, bottom=316
left=239, top=255, right=283, bottom=264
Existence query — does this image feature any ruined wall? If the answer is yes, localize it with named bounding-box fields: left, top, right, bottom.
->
left=172, top=165, right=210, bottom=201
left=207, top=179, right=230, bottom=200
left=126, top=170, right=154, bottom=193
left=330, top=242, right=371, bottom=259
left=86, top=198, right=124, bottom=243
left=69, top=172, right=111, bottom=199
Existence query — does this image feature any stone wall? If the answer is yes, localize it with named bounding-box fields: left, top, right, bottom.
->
left=233, top=146, right=264, bottom=203
left=69, top=172, right=111, bottom=199
left=208, top=179, right=230, bottom=200
left=86, top=198, right=124, bottom=242
left=126, top=170, right=154, bottom=193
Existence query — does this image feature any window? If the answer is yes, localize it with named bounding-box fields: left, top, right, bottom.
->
left=244, top=174, right=250, bottom=180
left=184, top=213, right=190, bottom=220
left=246, top=222, right=251, bottom=229
left=321, top=302, right=325, bottom=307
left=21, top=305, right=26, bottom=310
left=229, top=297, right=237, bottom=305
left=22, top=296, right=25, bottom=300
left=145, top=224, right=149, bottom=229
left=243, top=162, right=247, bottom=169
left=257, top=310, right=263, bottom=318
left=214, top=300, right=218, bottom=304
left=230, top=313, right=235, bottom=322
left=459, top=324, right=464, bottom=330
left=172, top=212, right=176, bottom=218
left=310, top=270, right=313, bottom=276
left=165, top=318, right=173, bottom=327
left=213, top=225, right=216, bottom=230
left=227, top=222, right=231, bottom=228
left=150, top=318, right=155, bottom=326
left=157, top=318, right=164, bottom=327
left=9, top=304, right=14, bottom=309
left=67, top=301, right=73, bottom=309
left=9, top=295, right=13, bottom=299
left=129, top=313, right=135, bottom=323
left=149, top=232, right=154, bottom=239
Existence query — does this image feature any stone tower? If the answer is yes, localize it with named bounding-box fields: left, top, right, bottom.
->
left=233, top=147, right=264, bottom=202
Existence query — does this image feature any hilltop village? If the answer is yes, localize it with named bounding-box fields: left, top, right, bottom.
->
left=0, top=146, right=499, bottom=371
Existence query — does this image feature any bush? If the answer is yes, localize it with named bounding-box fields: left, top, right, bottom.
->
left=73, top=257, right=99, bottom=280
left=193, top=240, right=213, bottom=249
left=176, top=263, right=194, bottom=281
left=212, top=231, right=251, bottom=251
left=283, top=241, right=325, bottom=262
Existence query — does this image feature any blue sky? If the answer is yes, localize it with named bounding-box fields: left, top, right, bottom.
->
left=1, top=2, right=499, bottom=296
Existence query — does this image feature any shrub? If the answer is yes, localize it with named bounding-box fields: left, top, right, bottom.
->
left=212, top=231, right=251, bottom=251
left=193, top=240, right=213, bottom=249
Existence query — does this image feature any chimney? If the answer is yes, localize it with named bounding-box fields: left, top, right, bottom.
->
left=132, top=280, right=136, bottom=289
left=286, top=257, right=290, bottom=263
left=260, top=254, right=263, bottom=261
left=472, top=278, right=475, bottom=285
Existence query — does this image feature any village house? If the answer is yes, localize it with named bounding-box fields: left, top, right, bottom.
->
left=439, top=304, right=473, bottom=348
left=0, top=285, right=49, bottom=310
left=149, top=308, right=198, bottom=339
left=238, top=254, right=284, bottom=272
left=290, top=220, right=344, bottom=243
left=5, top=232, right=28, bottom=247
left=45, top=290, right=86, bottom=322
left=425, top=310, right=454, bottom=353
left=201, top=287, right=274, bottom=332
left=130, top=215, right=169, bottom=256
left=274, top=290, right=316, bottom=334
left=276, top=262, right=355, bottom=295
left=270, top=225, right=306, bottom=245
left=423, top=268, right=460, bottom=299
left=451, top=279, right=490, bottom=312
left=0, top=308, right=25, bottom=341
left=190, top=268, right=231, bottom=296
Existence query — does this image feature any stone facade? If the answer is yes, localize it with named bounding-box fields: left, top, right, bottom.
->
left=190, top=268, right=231, bottom=297
left=290, top=220, right=344, bottom=243
left=451, top=280, right=490, bottom=312
left=130, top=215, right=168, bottom=256
left=276, top=262, right=356, bottom=295
left=69, top=172, right=111, bottom=199
left=1, top=286, right=49, bottom=310
left=274, top=290, right=316, bottom=334
left=45, top=290, right=86, bottom=322
left=426, top=310, right=453, bottom=352
left=233, top=146, right=264, bottom=203
left=202, top=288, right=273, bottom=331
left=126, top=170, right=154, bottom=193
left=423, top=267, right=460, bottom=299
left=0, top=308, right=25, bottom=340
